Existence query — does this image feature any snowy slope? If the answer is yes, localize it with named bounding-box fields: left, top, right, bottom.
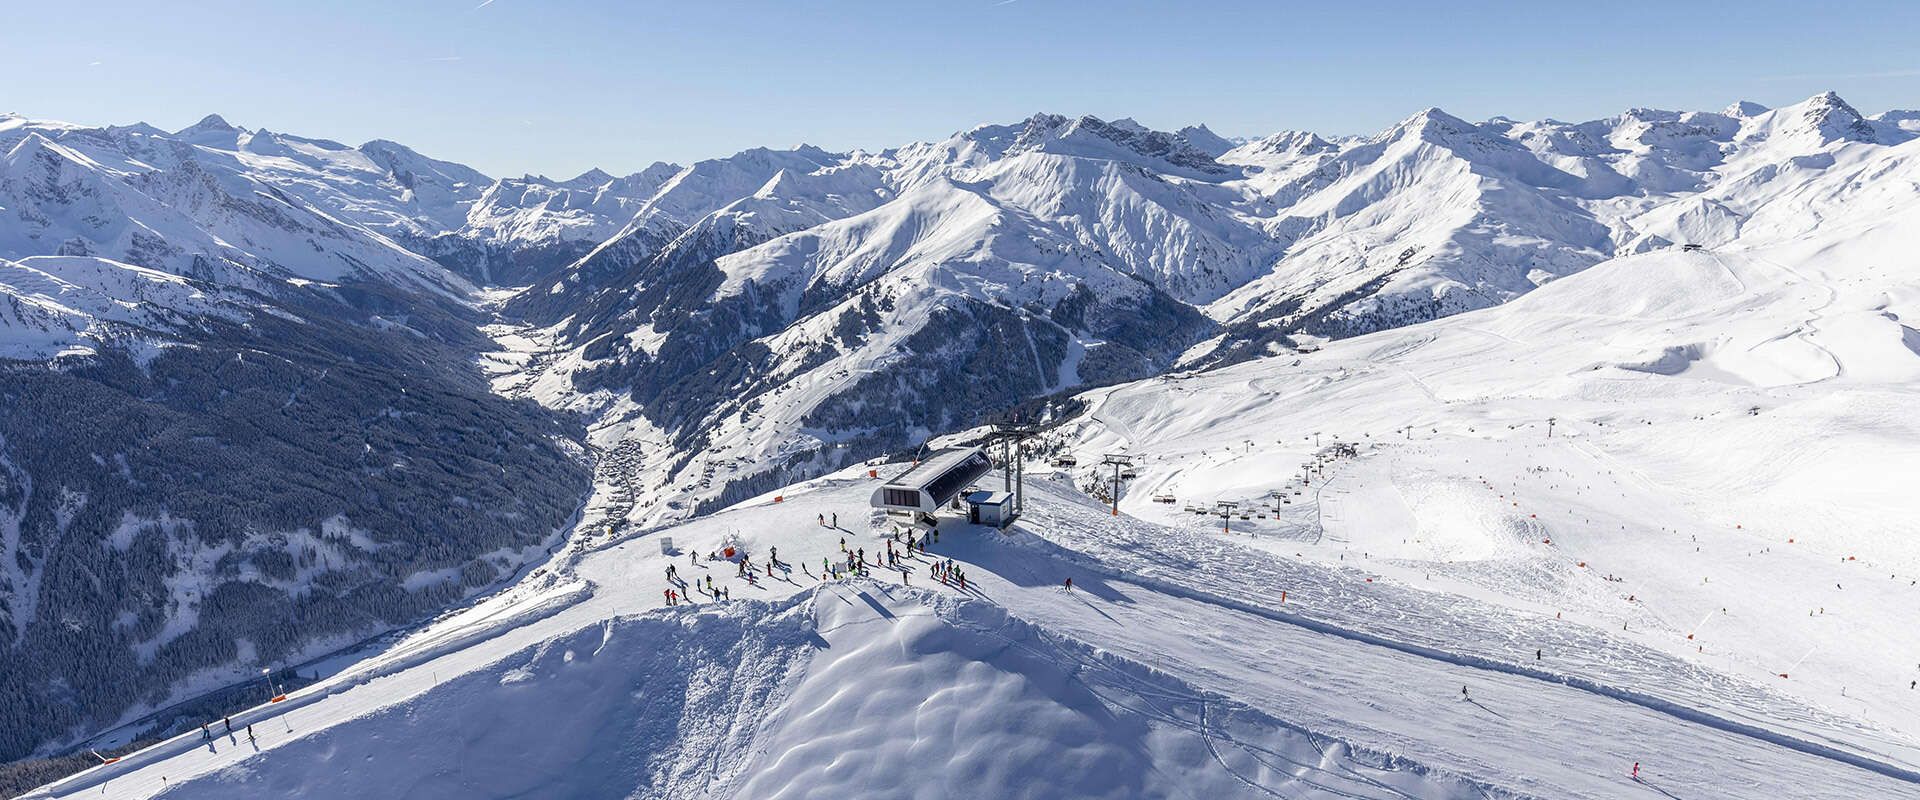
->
left=0, top=112, right=676, bottom=292
left=1042, top=133, right=1920, bottom=767
left=0, top=255, right=251, bottom=361
left=495, top=163, right=1215, bottom=528
left=460, top=165, right=680, bottom=249
left=489, top=93, right=1920, bottom=539
left=0, top=124, right=467, bottom=297
left=1202, top=92, right=1917, bottom=363
left=23, top=465, right=1916, bottom=799
left=122, top=588, right=1492, bottom=800
left=1204, top=107, right=1614, bottom=349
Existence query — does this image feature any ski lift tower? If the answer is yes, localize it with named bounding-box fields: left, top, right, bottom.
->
left=1101, top=453, right=1134, bottom=516
left=1215, top=501, right=1240, bottom=534
left=987, top=421, right=1040, bottom=522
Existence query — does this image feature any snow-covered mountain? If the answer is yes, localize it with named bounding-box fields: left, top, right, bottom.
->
left=491, top=93, right=1920, bottom=537
left=1204, top=92, right=1915, bottom=362
left=0, top=115, right=595, bottom=770
left=0, top=113, right=696, bottom=291
left=0, top=126, right=459, bottom=297
left=28, top=142, right=1920, bottom=793
left=6, top=92, right=1920, bottom=795
left=0, top=255, right=250, bottom=361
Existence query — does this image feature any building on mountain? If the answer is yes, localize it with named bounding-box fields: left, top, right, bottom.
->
left=964, top=490, right=1015, bottom=528
left=870, top=447, right=992, bottom=530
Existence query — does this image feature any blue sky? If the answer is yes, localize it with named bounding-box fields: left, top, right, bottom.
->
left=7, top=0, right=1918, bottom=177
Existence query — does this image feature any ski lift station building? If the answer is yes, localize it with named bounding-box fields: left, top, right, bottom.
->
left=871, top=447, right=992, bottom=528
left=964, top=490, right=1014, bottom=528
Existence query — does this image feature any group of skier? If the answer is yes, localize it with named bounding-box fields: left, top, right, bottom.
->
left=660, top=505, right=990, bottom=607
left=930, top=558, right=967, bottom=590
left=663, top=553, right=735, bottom=605
left=197, top=715, right=256, bottom=747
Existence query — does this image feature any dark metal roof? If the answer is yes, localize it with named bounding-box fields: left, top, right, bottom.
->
left=884, top=447, right=991, bottom=505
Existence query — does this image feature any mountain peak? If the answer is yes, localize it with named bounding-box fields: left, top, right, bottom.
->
left=1001, top=113, right=1233, bottom=179
left=4, top=130, right=57, bottom=162
left=629, top=161, right=682, bottom=183
left=1383, top=107, right=1478, bottom=143
left=1723, top=100, right=1769, bottom=118
left=563, top=167, right=615, bottom=187
left=1176, top=124, right=1238, bottom=157
left=106, top=121, right=171, bottom=138
left=175, top=113, right=238, bottom=136
left=1782, top=90, right=1878, bottom=144
left=1236, top=129, right=1336, bottom=160
left=2, top=130, right=97, bottom=170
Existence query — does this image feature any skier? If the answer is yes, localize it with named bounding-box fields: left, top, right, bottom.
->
left=818, top=513, right=825, bottom=526
left=770, top=546, right=778, bottom=566
left=224, top=716, right=233, bottom=734
left=1631, top=762, right=1640, bottom=780
left=1536, top=649, right=1542, bottom=661
left=1461, top=686, right=1469, bottom=700
left=201, top=723, right=210, bottom=741
left=1064, top=577, right=1073, bottom=592
left=664, top=588, right=674, bottom=606
left=246, top=725, right=255, bottom=744
left=832, top=512, right=838, bottom=528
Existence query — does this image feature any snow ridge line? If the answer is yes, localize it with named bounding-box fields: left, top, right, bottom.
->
left=1060, top=561, right=1920, bottom=785
left=23, top=580, right=593, bottom=799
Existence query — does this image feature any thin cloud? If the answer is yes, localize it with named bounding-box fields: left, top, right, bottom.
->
left=475, top=0, right=497, bottom=8
left=425, top=56, right=464, bottom=62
